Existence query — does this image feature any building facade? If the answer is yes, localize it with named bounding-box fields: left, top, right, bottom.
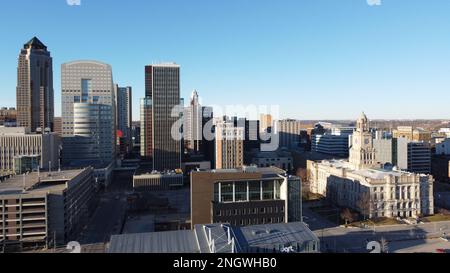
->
left=141, top=64, right=182, bottom=171
left=397, top=138, right=431, bottom=174
left=308, top=113, right=434, bottom=219
left=61, top=61, right=116, bottom=170
left=16, top=37, right=54, bottom=132
left=0, top=168, right=95, bottom=249
left=393, top=126, right=432, bottom=142
left=190, top=166, right=302, bottom=228
left=115, top=85, right=132, bottom=154
left=0, top=127, right=60, bottom=177
left=215, top=122, right=244, bottom=169
left=276, top=119, right=302, bottom=149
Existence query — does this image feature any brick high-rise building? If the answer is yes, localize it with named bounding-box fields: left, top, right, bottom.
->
left=16, top=37, right=54, bottom=132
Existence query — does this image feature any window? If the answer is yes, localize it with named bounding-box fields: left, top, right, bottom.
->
left=221, top=183, right=233, bottom=203
left=262, top=181, right=274, bottom=200
left=249, top=181, right=261, bottom=201
left=235, top=182, right=247, bottom=202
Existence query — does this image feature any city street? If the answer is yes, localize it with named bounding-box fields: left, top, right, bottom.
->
left=304, top=207, right=450, bottom=253
left=76, top=170, right=133, bottom=252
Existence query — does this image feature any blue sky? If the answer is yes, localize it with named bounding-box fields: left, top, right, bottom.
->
left=0, top=0, right=449, bottom=120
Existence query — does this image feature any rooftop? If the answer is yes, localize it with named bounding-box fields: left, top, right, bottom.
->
left=24, top=37, right=47, bottom=50
left=316, top=159, right=426, bottom=180
left=0, top=169, right=88, bottom=195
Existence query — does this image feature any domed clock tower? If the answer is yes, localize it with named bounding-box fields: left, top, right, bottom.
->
left=349, top=112, right=377, bottom=170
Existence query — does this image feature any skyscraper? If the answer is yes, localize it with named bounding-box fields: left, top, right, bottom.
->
left=115, top=85, right=132, bottom=153
left=61, top=61, right=116, bottom=172
left=184, top=90, right=203, bottom=154
left=16, top=37, right=54, bottom=132
left=141, top=63, right=182, bottom=171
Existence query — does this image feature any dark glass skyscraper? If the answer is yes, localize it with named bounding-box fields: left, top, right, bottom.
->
left=16, top=37, right=54, bottom=132
left=142, top=63, right=182, bottom=171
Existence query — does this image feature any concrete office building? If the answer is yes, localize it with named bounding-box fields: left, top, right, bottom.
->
left=0, top=168, right=95, bottom=250
left=0, top=127, right=60, bottom=177
left=16, top=37, right=54, bottom=132
left=251, top=150, right=293, bottom=172
left=61, top=61, right=116, bottom=185
left=215, top=122, right=244, bottom=169
left=133, top=170, right=184, bottom=191
left=141, top=63, right=182, bottom=171
left=190, top=166, right=302, bottom=228
left=397, top=138, right=431, bottom=174
left=115, top=85, right=132, bottom=154
left=373, top=136, right=396, bottom=166
left=109, top=222, right=319, bottom=253
left=308, top=113, right=434, bottom=219
left=276, top=119, right=302, bottom=149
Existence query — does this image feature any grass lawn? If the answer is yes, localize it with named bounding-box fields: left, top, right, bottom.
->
left=422, top=214, right=450, bottom=223
left=350, top=217, right=403, bottom=227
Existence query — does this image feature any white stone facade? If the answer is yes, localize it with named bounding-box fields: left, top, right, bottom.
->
left=307, top=113, right=434, bottom=219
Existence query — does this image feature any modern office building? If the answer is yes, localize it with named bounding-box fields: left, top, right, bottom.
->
left=0, top=168, right=95, bottom=250
left=141, top=63, right=182, bottom=171
left=311, top=126, right=354, bottom=157
left=108, top=222, right=319, bottom=253
left=397, top=138, right=431, bottom=174
left=215, top=122, right=244, bottom=169
left=115, top=85, right=132, bottom=154
left=275, top=119, right=302, bottom=149
left=190, top=166, right=302, bottom=228
left=16, top=37, right=54, bottom=132
left=0, top=127, right=60, bottom=177
left=251, top=150, right=293, bottom=172
left=61, top=61, right=116, bottom=185
left=308, top=113, right=434, bottom=219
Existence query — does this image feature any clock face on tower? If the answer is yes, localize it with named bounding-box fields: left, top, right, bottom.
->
left=365, top=139, right=370, bottom=145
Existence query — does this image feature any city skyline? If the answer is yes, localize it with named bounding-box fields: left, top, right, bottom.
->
left=1, top=1, right=450, bottom=121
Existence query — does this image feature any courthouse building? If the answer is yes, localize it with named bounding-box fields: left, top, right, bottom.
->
left=308, top=113, right=434, bottom=219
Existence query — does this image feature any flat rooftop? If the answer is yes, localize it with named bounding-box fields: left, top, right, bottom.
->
left=234, top=222, right=319, bottom=249
left=317, top=159, right=425, bottom=180
left=0, top=169, right=87, bottom=195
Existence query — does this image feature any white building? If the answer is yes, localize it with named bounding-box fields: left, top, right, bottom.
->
left=308, top=113, right=434, bottom=219
left=61, top=61, right=116, bottom=168
left=0, top=127, right=60, bottom=177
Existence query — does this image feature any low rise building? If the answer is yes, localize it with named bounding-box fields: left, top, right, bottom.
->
left=251, top=150, right=293, bottom=172
left=108, top=222, right=319, bottom=253
left=0, top=127, right=60, bottom=177
left=191, top=166, right=302, bottom=228
left=436, top=139, right=450, bottom=156
left=133, top=170, right=184, bottom=191
left=0, top=168, right=95, bottom=250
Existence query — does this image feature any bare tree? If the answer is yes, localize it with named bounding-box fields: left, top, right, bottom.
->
left=340, top=208, right=355, bottom=225
left=357, top=192, right=372, bottom=220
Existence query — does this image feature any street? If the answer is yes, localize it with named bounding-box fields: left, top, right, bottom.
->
left=303, top=207, right=450, bottom=253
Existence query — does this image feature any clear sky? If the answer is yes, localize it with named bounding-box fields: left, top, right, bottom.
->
left=0, top=0, right=449, bottom=120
